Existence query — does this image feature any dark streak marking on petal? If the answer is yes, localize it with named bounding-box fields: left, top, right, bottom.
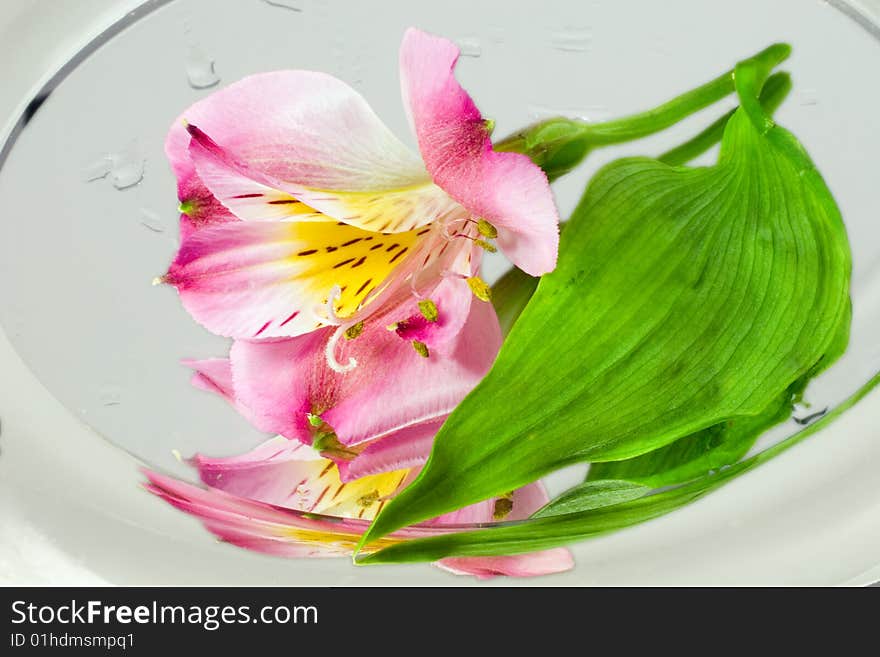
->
left=342, top=238, right=363, bottom=247
left=389, top=247, right=409, bottom=264
left=370, top=243, right=384, bottom=251
left=386, top=244, right=400, bottom=252
left=331, top=483, right=347, bottom=501
left=231, top=193, right=263, bottom=199
left=333, top=258, right=356, bottom=269
left=268, top=199, right=299, bottom=205
left=297, top=249, right=318, bottom=256
left=351, top=256, right=366, bottom=268
left=311, top=485, right=331, bottom=510
left=279, top=311, right=300, bottom=327
left=356, top=279, right=372, bottom=295
left=254, top=321, right=272, bottom=337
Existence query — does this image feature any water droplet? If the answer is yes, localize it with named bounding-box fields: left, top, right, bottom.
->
left=792, top=407, right=828, bottom=425
left=457, top=37, right=482, bottom=58
left=98, top=385, right=122, bottom=407
left=85, top=141, right=145, bottom=190
left=84, top=156, right=113, bottom=182
left=262, top=0, right=302, bottom=10
left=798, top=88, right=819, bottom=106
left=139, top=208, right=166, bottom=233
left=550, top=28, right=592, bottom=53
left=185, top=44, right=220, bottom=89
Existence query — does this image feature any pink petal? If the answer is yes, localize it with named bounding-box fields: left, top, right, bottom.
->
left=193, top=436, right=325, bottom=509
left=335, top=420, right=441, bottom=482
left=182, top=356, right=280, bottom=432
left=185, top=121, right=455, bottom=234
left=436, top=550, right=575, bottom=579
left=164, top=218, right=426, bottom=339
left=144, top=468, right=362, bottom=557
left=183, top=357, right=236, bottom=402
left=399, top=28, right=560, bottom=275
left=192, top=436, right=411, bottom=520
left=434, top=480, right=574, bottom=578
left=164, top=221, right=321, bottom=338
left=167, top=72, right=458, bottom=235
left=169, top=70, right=426, bottom=190
left=175, top=165, right=237, bottom=229
left=230, top=278, right=500, bottom=446
left=144, top=468, right=573, bottom=576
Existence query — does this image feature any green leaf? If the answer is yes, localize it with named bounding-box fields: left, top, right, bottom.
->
left=531, top=479, right=650, bottom=518
left=360, top=43, right=852, bottom=549
left=357, top=371, right=880, bottom=564
left=588, top=299, right=850, bottom=488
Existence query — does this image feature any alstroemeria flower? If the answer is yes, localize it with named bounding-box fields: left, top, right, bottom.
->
left=185, top=272, right=501, bottom=478
left=144, top=437, right=573, bottom=579
left=162, top=28, right=559, bottom=341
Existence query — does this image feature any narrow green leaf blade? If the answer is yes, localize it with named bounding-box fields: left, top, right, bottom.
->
left=358, top=371, right=880, bottom=564
left=531, top=479, right=650, bottom=518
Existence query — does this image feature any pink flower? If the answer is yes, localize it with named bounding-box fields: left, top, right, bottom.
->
left=161, top=28, right=559, bottom=341
left=144, top=436, right=573, bottom=579
left=185, top=271, right=500, bottom=477
left=149, top=26, right=567, bottom=577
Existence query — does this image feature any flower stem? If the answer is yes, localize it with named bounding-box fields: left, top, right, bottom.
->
left=658, top=71, right=792, bottom=166
left=495, top=42, right=791, bottom=180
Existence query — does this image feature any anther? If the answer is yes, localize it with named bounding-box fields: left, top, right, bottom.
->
left=344, top=321, right=365, bottom=340
left=412, top=340, right=430, bottom=358
left=418, top=299, right=439, bottom=323
left=474, top=239, right=497, bottom=253
left=476, top=218, right=498, bottom=239
left=466, top=276, right=492, bottom=302
left=493, top=495, right=514, bottom=520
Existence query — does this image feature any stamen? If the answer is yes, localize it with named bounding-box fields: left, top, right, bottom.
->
left=324, top=323, right=358, bottom=373
left=317, top=284, right=346, bottom=326
left=476, top=218, right=498, bottom=238
left=474, top=239, right=497, bottom=253
left=418, top=299, right=439, bottom=322
left=467, top=276, right=492, bottom=302
left=344, top=321, right=365, bottom=340
left=493, top=494, right=514, bottom=520
left=411, top=340, right=430, bottom=358
left=357, top=490, right=381, bottom=507
left=312, top=431, right=359, bottom=460
left=306, top=413, right=324, bottom=427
